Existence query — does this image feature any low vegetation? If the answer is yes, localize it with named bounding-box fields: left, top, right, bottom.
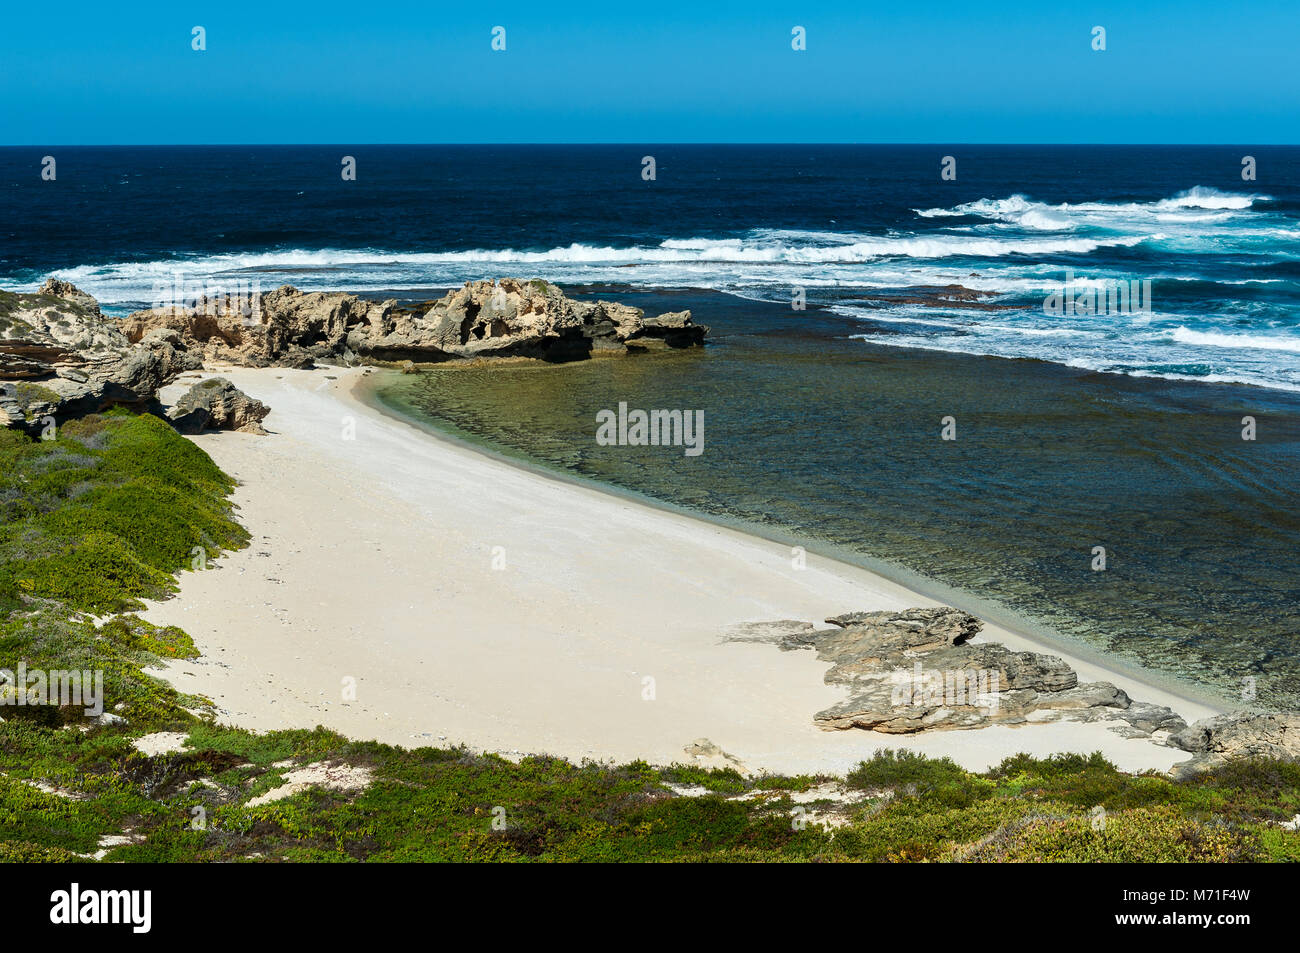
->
left=2, top=410, right=1298, bottom=861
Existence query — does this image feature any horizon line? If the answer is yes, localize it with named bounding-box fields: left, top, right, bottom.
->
left=3, top=142, right=1299, bottom=149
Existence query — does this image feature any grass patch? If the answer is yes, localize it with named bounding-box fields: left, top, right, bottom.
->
left=11, top=382, right=61, bottom=411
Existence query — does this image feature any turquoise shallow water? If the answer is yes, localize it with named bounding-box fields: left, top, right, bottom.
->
left=375, top=289, right=1300, bottom=710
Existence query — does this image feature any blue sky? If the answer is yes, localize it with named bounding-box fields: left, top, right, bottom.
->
left=3, top=1, right=1297, bottom=144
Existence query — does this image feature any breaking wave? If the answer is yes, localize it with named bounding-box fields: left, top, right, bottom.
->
left=4, top=185, right=1296, bottom=392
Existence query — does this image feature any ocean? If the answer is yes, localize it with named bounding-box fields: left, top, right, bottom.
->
left=3, top=145, right=1298, bottom=705
left=5, top=144, right=1300, bottom=390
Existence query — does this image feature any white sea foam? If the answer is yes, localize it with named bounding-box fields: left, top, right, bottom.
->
left=7, top=184, right=1296, bottom=391
left=844, top=328, right=1300, bottom=393
left=15, top=232, right=1157, bottom=306
left=1155, top=186, right=1268, bottom=210
left=914, top=187, right=1270, bottom=230
left=1169, top=327, right=1300, bottom=353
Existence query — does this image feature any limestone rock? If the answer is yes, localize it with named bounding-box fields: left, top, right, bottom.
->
left=122, top=279, right=707, bottom=366
left=728, top=606, right=1186, bottom=739
left=1032, top=681, right=1129, bottom=711
left=682, top=738, right=748, bottom=775
left=168, top=378, right=271, bottom=435
left=38, top=278, right=104, bottom=316
left=824, top=606, right=982, bottom=647
left=1116, top=701, right=1187, bottom=735
left=118, top=285, right=354, bottom=369
left=1, top=283, right=196, bottom=432
left=632, top=310, right=708, bottom=348
left=346, top=278, right=708, bottom=362
left=1168, top=712, right=1300, bottom=776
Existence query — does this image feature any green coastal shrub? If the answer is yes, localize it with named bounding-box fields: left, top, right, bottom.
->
left=0, top=609, right=204, bottom=731
left=834, top=795, right=1032, bottom=862
left=1, top=707, right=1298, bottom=862
left=1191, top=758, right=1300, bottom=821
left=989, top=751, right=1154, bottom=808
left=0, top=411, right=240, bottom=738
left=0, top=774, right=115, bottom=855
left=13, top=532, right=174, bottom=613
left=848, top=749, right=969, bottom=791
left=0, top=411, right=246, bottom=613
left=982, top=805, right=1263, bottom=863
left=847, top=749, right=993, bottom=808
left=656, top=763, right=749, bottom=794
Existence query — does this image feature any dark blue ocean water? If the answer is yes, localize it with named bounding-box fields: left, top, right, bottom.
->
left=3, top=146, right=1299, bottom=706
left=3, top=145, right=1300, bottom=390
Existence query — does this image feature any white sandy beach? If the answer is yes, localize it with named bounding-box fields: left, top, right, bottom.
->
left=141, top=366, right=1220, bottom=776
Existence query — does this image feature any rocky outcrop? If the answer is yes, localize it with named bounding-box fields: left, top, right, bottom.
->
left=37, top=277, right=103, bottom=315
left=167, top=378, right=271, bottom=435
left=726, top=608, right=1187, bottom=737
left=117, top=286, right=361, bottom=369
left=121, top=278, right=708, bottom=367
left=3, top=277, right=707, bottom=433
left=822, top=607, right=984, bottom=652
left=849, top=284, right=1019, bottom=312
left=1167, top=713, right=1300, bottom=777
left=0, top=283, right=199, bottom=432
left=347, top=279, right=706, bottom=361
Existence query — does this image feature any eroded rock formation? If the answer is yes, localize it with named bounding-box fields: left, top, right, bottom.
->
left=0, top=281, right=200, bottom=433
left=120, top=278, right=707, bottom=366
left=168, top=378, right=271, bottom=435
left=726, top=608, right=1187, bottom=737
left=1168, top=712, right=1300, bottom=777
